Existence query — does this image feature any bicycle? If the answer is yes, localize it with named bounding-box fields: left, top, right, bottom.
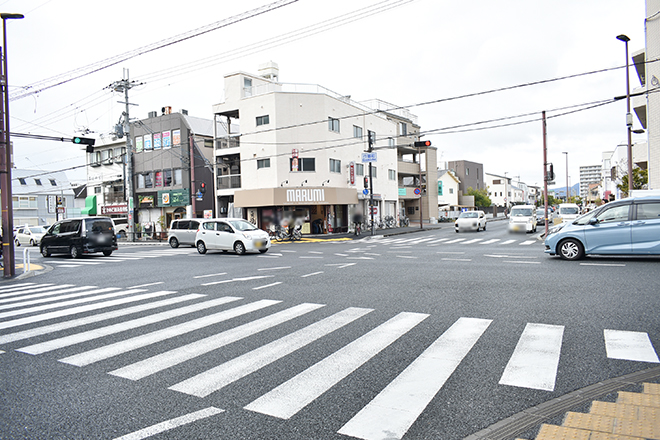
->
left=383, top=215, right=396, bottom=228
left=400, top=216, right=410, bottom=227
left=353, top=221, right=361, bottom=236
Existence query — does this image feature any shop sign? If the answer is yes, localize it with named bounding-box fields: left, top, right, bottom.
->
left=157, top=189, right=190, bottom=207
left=139, top=195, right=154, bottom=207
left=101, top=204, right=128, bottom=215
left=398, top=187, right=407, bottom=196
left=349, top=161, right=355, bottom=185
left=286, top=188, right=325, bottom=203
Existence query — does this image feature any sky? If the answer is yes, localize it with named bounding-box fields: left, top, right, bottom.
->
left=3, top=0, right=649, bottom=192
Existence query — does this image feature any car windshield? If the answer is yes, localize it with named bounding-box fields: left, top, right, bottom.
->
left=560, top=207, right=579, bottom=215
left=511, top=208, right=533, bottom=217
left=228, top=219, right=258, bottom=231
left=458, top=212, right=478, bottom=218
left=29, top=227, right=44, bottom=233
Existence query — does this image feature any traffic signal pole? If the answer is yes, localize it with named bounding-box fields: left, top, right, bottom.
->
left=368, top=132, right=374, bottom=236
left=542, top=111, right=549, bottom=237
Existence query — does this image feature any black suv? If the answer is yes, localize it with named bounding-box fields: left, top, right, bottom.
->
left=40, top=217, right=118, bottom=258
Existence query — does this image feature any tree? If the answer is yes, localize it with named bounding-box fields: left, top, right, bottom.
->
left=617, top=167, right=648, bottom=197
left=539, top=193, right=561, bottom=207
left=467, top=187, right=492, bottom=207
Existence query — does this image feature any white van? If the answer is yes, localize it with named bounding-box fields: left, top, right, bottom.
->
left=558, top=203, right=581, bottom=223
left=508, top=205, right=537, bottom=233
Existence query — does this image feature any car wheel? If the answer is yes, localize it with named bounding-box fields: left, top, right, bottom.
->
left=14, top=239, right=20, bottom=247
left=259, top=249, right=268, bottom=254
left=455, top=229, right=459, bottom=233
left=30, top=239, right=36, bottom=246
left=70, top=245, right=81, bottom=259
left=483, top=223, right=487, bottom=231
left=558, top=238, right=584, bottom=260
left=103, top=250, right=113, bottom=257
left=196, top=241, right=207, bottom=254
left=41, top=246, right=50, bottom=257
left=169, top=237, right=179, bottom=248
left=234, top=241, right=246, bottom=255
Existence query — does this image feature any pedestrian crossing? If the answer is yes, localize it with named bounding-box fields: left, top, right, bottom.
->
left=44, top=248, right=197, bottom=268
left=367, top=235, right=540, bottom=247
left=1, top=282, right=657, bottom=440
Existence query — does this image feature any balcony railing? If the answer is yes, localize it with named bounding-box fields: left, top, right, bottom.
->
left=217, top=175, right=241, bottom=190
left=216, top=136, right=240, bottom=149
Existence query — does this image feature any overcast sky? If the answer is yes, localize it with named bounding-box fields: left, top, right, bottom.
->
left=4, top=0, right=648, bottom=191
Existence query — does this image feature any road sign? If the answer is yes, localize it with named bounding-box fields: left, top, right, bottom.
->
left=361, top=152, right=377, bottom=163
left=414, top=188, right=421, bottom=195
left=362, top=189, right=369, bottom=195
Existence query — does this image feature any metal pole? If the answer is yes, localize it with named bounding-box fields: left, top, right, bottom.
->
left=368, top=132, right=374, bottom=236
left=190, top=134, right=196, bottom=216
left=418, top=142, right=423, bottom=229
left=563, top=152, right=569, bottom=201
left=542, top=111, right=549, bottom=237
left=624, top=41, right=633, bottom=197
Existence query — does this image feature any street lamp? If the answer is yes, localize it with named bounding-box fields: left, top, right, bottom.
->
left=0, top=12, right=24, bottom=278
left=562, top=152, right=569, bottom=201
left=616, top=34, right=633, bottom=197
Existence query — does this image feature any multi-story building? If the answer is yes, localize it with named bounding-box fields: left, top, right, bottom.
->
left=12, top=169, right=75, bottom=227
left=437, top=169, right=460, bottom=212
left=485, top=172, right=511, bottom=210
left=211, top=63, right=435, bottom=233
left=579, top=164, right=602, bottom=199
left=84, top=136, right=127, bottom=218
left=447, top=160, right=484, bottom=195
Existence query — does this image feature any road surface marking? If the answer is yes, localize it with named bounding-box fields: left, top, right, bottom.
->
left=51, top=260, right=102, bottom=265
left=428, top=238, right=450, bottom=244
left=0, top=292, right=195, bottom=344
left=299, top=256, right=323, bottom=259
left=504, top=260, right=541, bottom=264
left=166, top=307, right=371, bottom=396
left=499, top=323, right=564, bottom=391
left=128, top=282, right=165, bottom=289
left=58, top=299, right=280, bottom=367
left=499, top=239, right=517, bottom=245
left=193, top=273, right=227, bottom=279
left=337, top=263, right=357, bottom=268
left=347, top=257, right=374, bottom=260
left=441, top=258, right=472, bottom=262
left=519, top=240, right=536, bottom=245
left=334, top=253, right=349, bottom=257
left=112, top=303, right=325, bottom=382
left=112, top=407, right=224, bottom=440
left=604, top=329, right=659, bottom=363
left=364, top=253, right=381, bottom=256
left=580, top=263, right=626, bottom=267
left=258, top=266, right=291, bottom=271
left=480, top=239, right=501, bottom=244
left=308, top=251, right=324, bottom=254
left=17, top=296, right=241, bottom=355
left=436, top=252, right=465, bottom=255
left=301, top=271, right=324, bottom=278
left=396, top=255, right=418, bottom=259
left=338, top=317, right=492, bottom=440
left=201, top=275, right=273, bottom=286
left=0, top=283, right=54, bottom=298
left=462, top=239, right=484, bottom=244
left=0, top=286, right=116, bottom=310
left=0, top=282, right=40, bottom=293
left=444, top=238, right=466, bottom=244
left=253, top=282, right=283, bottom=290
left=244, top=312, right=429, bottom=419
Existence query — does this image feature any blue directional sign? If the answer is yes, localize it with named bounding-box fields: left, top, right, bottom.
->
left=361, top=152, right=377, bottom=163
left=363, top=189, right=369, bottom=195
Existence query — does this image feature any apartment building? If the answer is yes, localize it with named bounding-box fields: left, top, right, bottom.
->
left=579, top=164, right=602, bottom=199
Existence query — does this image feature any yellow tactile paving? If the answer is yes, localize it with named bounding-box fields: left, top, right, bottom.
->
left=536, top=424, right=591, bottom=440
left=563, top=412, right=615, bottom=432
left=645, top=383, right=660, bottom=395
left=618, top=391, right=660, bottom=408
left=613, top=417, right=660, bottom=439
left=591, top=400, right=660, bottom=421
left=588, top=432, right=645, bottom=440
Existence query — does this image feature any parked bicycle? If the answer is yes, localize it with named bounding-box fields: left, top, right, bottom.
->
left=400, top=215, right=410, bottom=227
left=383, top=215, right=396, bottom=228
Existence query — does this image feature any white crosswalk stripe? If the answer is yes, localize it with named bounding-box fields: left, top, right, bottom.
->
left=480, top=239, right=501, bottom=244
left=604, top=329, right=659, bottom=363
left=0, top=287, right=124, bottom=319
left=519, top=240, right=536, bottom=245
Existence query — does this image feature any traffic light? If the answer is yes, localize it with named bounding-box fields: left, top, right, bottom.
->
left=421, top=183, right=427, bottom=194
left=414, top=140, right=431, bottom=148
left=547, top=163, right=555, bottom=181
left=363, top=176, right=369, bottom=189
left=72, top=136, right=96, bottom=153
left=199, top=182, right=206, bottom=194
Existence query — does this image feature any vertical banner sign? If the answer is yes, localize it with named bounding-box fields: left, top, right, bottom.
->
left=172, top=129, right=181, bottom=147
left=292, top=149, right=299, bottom=172
left=153, top=133, right=162, bottom=150
left=135, top=136, right=143, bottom=153
left=349, top=161, right=355, bottom=185
left=144, top=134, right=153, bottom=150
left=163, top=131, right=171, bottom=149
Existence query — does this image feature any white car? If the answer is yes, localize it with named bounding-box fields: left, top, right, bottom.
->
left=195, top=218, right=270, bottom=255
left=454, top=210, right=487, bottom=232
left=558, top=203, right=581, bottom=224
left=15, top=226, right=47, bottom=246
left=508, top=205, right=537, bottom=233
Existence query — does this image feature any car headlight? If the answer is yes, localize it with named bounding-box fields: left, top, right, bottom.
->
left=547, top=223, right=565, bottom=235
left=242, top=233, right=253, bottom=240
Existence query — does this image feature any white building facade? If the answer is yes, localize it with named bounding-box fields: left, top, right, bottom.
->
left=579, top=164, right=602, bottom=199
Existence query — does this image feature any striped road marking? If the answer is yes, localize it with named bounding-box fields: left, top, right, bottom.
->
left=0, top=283, right=54, bottom=298
left=338, top=317, right=492, bottom=440
left=112, top=407, right=224, bottom=440
left=499, top=239, right=517, bottom=245
left=519, top=240, right=536, bottom=245
left=604, top=330, right=659, bottom=363
left=244, top=312, right=428, bottom=419
left=480, top=239, right=501, bottom=245
left=444, top=238, right=466, bottom=244
left=499, top=323, right=564, bottom=391
left=462, top=238, right=484, bottom=244
left=0, top=288, right=128, bottom=319
left=0, top=286, right=113, bottom=309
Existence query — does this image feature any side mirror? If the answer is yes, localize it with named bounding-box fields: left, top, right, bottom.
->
left=589, top=217, right=599, bottom=225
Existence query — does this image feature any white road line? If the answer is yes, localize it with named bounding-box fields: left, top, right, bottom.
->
left=499, top=239, right=517, bottom=245
left=390, top=246, right=412, bottom=249
left=258, top=255, right=280, bottom=259
left=244, top=312, right=429, bottom=419
left=301, top=272, right=323, bottom=278
left=52, top=264, right=82, bottom=268
left=0, top=284, right=82, bottom=303
left=0, top=288, right=125, bottom=319
left=112, top=407, right=224, bottom=440
left=0, top=284, right=54, bottom=298
left=299, top=256, right=323, bottom=259
left=338, top=317, right=492, bottom=440
left=364, top=253, right=381, bottom=256
left=201, top=275, right=273, bottom=286
left=462, top=239, right=484, bottom=244
left=604, top=329, right=659, bottom=363
left=337, top=263, right=356, bottom=268
left=499, top=323, right=564, bottom=391
left=167, top=307, right=372, bottom=396
left=51, top=260, right=102, bottom=265
left=334, top=253, right=348, bottom=257
left=0, top=293, right=198, bottom=344
left=113, top=303, right=325, bottom=383
left=427, top=238, right=450, bottom=244
left=58, top=299, right=281, bottom=367
left=308, top=251, right=324, bottom=254
left=258, top=266, right=291, bottom=271
left=192, top=273, right=227, bottom=279
left=347, top=257, right=374, bottom=260
left=128, top=282, right=165, bottom=289
left=441, top=258, right=472, bottom=262
left=0, top=286, right=112, bottom=309
left=580, top=263, right=626, bottom=267
left=396, top=255, right=417, bottom=259
left=444, top=238, right=466, bottom=244
left=436, top=252, right=465, bottom=255
left=0, top=282, right=39, bottom=293
left=279, top=250, right=296, bottom=253
left=253, top=282, right=283, bottom=290
left=408, top=238, right=436, bottom=244
left=519, top=240, right=536, bottom=246
left=17, top=296, right=242, bottom=355
left=504, top=260, right=541, bottom=264
left=479, top=239, right=501, bottom=245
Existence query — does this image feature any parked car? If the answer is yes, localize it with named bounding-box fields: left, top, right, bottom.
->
left=535, top=207, right=555, bottom=226
left=168, top=219, right=202, bottom=248
left=454, top=210, right=487, bottom=232
left=195, top=218, right=270, bottom=255
left=112, top=218, right=129, bottom=238
left=40, top=216, right=118, bottom=258
left=545, top=196, right=660, bottom=260
left=508, top=205, right=537, bottom=233
left=557, top=203, right=581, bottom=223
left=15, top=226, right=47, bottom=246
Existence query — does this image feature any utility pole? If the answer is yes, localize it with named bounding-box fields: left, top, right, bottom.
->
left=542, top=111, right=550, bottom=237
left=417, top=141, right=423, bottom=230
left=368, top=131, right=374, bottom=236
left=108, top=69, right=141, bottom=242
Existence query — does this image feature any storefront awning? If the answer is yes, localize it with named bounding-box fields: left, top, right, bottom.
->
left=81, top=195, right=97, bottom=215
left=234, top=187, right=359, bottom=208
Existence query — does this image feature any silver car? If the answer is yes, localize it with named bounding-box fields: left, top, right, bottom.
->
left=195, top=218, right=271, bottom=255
left=167, top=219, right=202, bottom=248
left=454, top=210, right=487, bottom=232
left=15, top=226, right=47, bottom=246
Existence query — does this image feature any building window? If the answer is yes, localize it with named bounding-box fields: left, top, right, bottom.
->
left=12, top=196, right=37, bottom=209
left=438, top=181, right=443, bottom=196
left=34, top=179, right=42, bottom=186
left=353, top=125, right=363, bottom=139
left=388, top=169, right=396, bottom=180
left=144, top=173, right=153, bottom=189
left=155, top=171, right=163, bottom=187
left=449, top=188, right=454, bottom=194
left=388, top=137, right=395, bottom=147
left=493, top=179, right=501, bottom=185
left=244, top=77, right=253, bottom=97
left=355, top=163, right=364, bottom=176
left=50, top=179, right=57, bottom=186
left=370, top=165, right=377, bottom=178
left=137, top=174, right=145, bottom=189
left=330, top=159, right=341, bottom=173
left=328, top=117, right=340, bottom=133
left=466, top=168, right=469, bottom=176
left=256, top=115, right=270, bottom=126
left=368, top=130, right=376, bottom=146
left=94, top=186, right=102, bottom=194
left=164, top=170, right=172, bottom=187
left=257, top=158, right=270, bottom=169
left=174, top=169, right=183, bottom=186
left=18, top=178, right=26, bottom=185
left=399, top=122, right=407, bottom=136
left=290, top=157, right=315, bottom=172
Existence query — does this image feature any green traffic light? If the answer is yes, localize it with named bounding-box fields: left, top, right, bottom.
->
left=73, top=137, right=81, bottom=144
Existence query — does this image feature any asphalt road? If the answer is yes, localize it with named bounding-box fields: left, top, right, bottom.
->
left=1, top=220, right=658, bottom=440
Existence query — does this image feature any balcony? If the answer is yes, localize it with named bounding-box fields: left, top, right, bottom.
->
left=216, top=136, right=240, bottom=149
left=397, top=160, right=420, bottom=175
left=217, top=174, right=241, bottom=190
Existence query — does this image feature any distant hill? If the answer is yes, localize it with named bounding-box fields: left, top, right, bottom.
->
left=549, top=183, right=580, bottom=198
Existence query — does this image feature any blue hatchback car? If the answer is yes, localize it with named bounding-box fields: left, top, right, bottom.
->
left=544, top=196, right=660, bottom=260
